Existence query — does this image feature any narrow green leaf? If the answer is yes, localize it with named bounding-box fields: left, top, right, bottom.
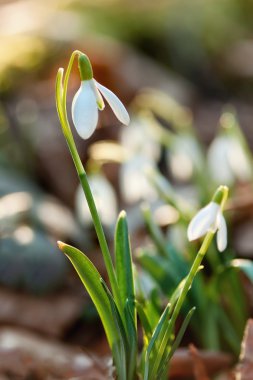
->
left=143, top=304, right=170, bottom=380
left=58, top=242, right=116, bottom=349
left=125, top=299, right=138, bottom=380
left=136, top=302, right=152, bottom=340
left=150, top=307, right=195, bottom=379
left=168, top=307, right=195, bottom=360
left=101, top=279, right=127, bottom=380
left=115, top=211, right=135, bottom=321
left=157, top=307, right=196, bottom=379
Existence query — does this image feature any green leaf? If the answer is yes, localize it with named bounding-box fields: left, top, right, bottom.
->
left=101, top=279, right=127, bottom=380
left=125, top=299, right=138, bottom=380
left=143, top=303, right=170, bottom=380
left=151, top=307, right=195, bottom=379
left=136, top=302, right=152, bottom=340
left=58, top=242, right=117, bottom=349
left=168, top=307, right=195, bottom=360
left=115, top=211, right=135, bottom=321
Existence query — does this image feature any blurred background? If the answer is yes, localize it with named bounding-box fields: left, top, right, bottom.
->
left=1, top=0, right=253, bottom=379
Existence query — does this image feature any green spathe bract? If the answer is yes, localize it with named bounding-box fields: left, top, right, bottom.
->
left=55, top=50, right=229, bottom=379
left=78, top=54, right=93, bottom=81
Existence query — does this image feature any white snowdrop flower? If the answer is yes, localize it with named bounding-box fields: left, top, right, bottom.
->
left=167, top=134, right=204, bottom=182
left=75, top=174, right=118, bottom=227
left=120, top=117, right=161, bottom=162
left=72, top=54, right=130, bottom=139
left=187, top=186, right=228, bottom=252
left=207, top=135, right=252, bottom=186
left=120, top=155, right=157, bottom=204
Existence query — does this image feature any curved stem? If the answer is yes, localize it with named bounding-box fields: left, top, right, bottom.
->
left=63, top=50, right=81, bottom=113
left=169, top=231, right=214, bottom=328
left=55, top=52, right=120, bottom=308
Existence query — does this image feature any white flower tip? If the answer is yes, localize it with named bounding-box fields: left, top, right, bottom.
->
left=121, top=111, right=130, bottom=126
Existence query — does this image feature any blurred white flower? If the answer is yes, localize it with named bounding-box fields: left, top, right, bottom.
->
left=119, top=116, right=161, bottom=204
left=187, top=201, right=227, bottom=252
left=120, top=117, right=160, bottom=162
left=72, top=54, right=129, bottom=139
left=75, top=174, right=118, bottom=227
left=207, top=135, right=252, bottom=185
left=120, top=155, right=157, bottom=204
left=167, top=135, right=203, bottom=182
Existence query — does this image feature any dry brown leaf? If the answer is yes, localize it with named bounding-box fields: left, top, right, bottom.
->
left=189, top=344, right=210, bottom=380
left=170, top=347, right=232, bottom=378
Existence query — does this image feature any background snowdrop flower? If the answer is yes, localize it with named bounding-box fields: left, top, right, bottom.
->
left=120, top=116, right=161, bottom=162
left=166, top=134, right=204, bottom=182
left=207, top=134, right=252, bottom=186
left=72, top=53, right=130, bottom=139
left=120, top=155, right=157, bottom=204
left=187, top=186, right=228, bottom=252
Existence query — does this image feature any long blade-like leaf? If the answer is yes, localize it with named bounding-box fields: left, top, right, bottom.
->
left=125, top=299, right=138, bottom=380
left=157, top=307, right=196, bottom=379
left=143, top=303, right=170, bottom=380
left=101, top=279, right=127, bottom=380
left=58, top=241, right=117, bottom=349
left=115, top=211, right=135, bottom=321
left=136, top=302, right=152, bottom=340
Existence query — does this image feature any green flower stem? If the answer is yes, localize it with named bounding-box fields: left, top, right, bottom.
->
left=169, top=230, right=215, bottom=333
left=55, top=53, right=120, bottom=308
left=63, top=50, right=82, bottom=117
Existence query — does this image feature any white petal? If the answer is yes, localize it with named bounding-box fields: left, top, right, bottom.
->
left=216, top=212, right=227, bottom=252
left=95, top=80, right=130, bottom=125
left=187, top=202, right=219, bottom=241
left=72, top=80, right=98, bottom=139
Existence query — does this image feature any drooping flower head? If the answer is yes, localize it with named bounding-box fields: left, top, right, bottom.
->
left=207, top=111, right=252, bottom=186
left=187, top=186, right=228, bottom=252
left=72, top=53, right=130, bottom=139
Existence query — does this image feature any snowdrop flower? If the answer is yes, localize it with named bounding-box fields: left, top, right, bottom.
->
left=120, top=155, right=157, bottom=203
left=120, top=116, right=161, bottom=162
left=187, top=186, right=228, bottom=252
left=72, top=54, right=130, bottom=139
left=167, top=134, right=204, bottom=182
left=207, top=134, right=252, bottom=186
